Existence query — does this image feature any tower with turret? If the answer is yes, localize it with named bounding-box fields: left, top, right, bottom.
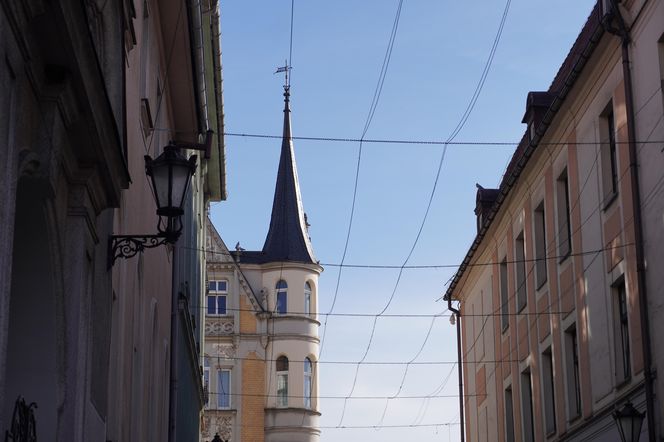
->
left=201, top=88, right=322, bottom=442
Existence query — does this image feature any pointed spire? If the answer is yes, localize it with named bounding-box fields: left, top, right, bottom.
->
left=261, top=87, right=316, bottom=264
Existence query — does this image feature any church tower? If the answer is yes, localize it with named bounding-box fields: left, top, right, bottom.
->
left=259, top=86, right=322, bottom=442
left=201, top=87, right=322, bottom=442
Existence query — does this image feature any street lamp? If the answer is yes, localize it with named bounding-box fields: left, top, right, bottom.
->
left=107, top=143, right=198, bottom=268
left=613, top=401, right=646, bottom=442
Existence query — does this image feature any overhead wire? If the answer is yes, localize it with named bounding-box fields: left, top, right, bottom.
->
left=336, top=0, right=512, bottom=425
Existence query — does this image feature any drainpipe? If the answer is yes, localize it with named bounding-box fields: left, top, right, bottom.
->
left=447, top=297, right=465, bottom=442
left=602, top=2, right=656, bottom=440
left=168, top=244, right=180, bottom=442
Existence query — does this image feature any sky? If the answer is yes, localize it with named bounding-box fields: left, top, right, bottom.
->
left=211, top=1, right=596, bottom=441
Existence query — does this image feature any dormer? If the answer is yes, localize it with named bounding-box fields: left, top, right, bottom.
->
left=522, top=91, right=554, bottom=143
left=474, top=185, right=499, bottom=234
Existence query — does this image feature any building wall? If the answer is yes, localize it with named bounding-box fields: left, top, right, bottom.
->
left=0, top=1, right=126, bottom=440
left=451, top=2, right=663, bottom=441
left=201, top=221, right=322, bottom=442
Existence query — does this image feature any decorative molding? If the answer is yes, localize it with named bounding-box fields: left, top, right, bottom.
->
left=205, top=317, right=234, bottom=336
left=201, top=413, right=234, bottom=440
left=213, top=343, right=235, bottom=360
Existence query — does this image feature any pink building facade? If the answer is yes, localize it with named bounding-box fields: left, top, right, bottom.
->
left=445, top=2, right=664, bottom=441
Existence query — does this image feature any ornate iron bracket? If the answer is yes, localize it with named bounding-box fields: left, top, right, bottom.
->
left=5, top=396, right=37, bottom=442
left=108, top=234, right=169, bottom=268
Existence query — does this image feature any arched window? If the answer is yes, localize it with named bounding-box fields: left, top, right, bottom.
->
left=304, top=282, right=312, bottom=316
left=276, top=280, right=288, bottom=314
left=304, top=357, right=313, bottom=409
left=276, top=356, right=289, bottom=407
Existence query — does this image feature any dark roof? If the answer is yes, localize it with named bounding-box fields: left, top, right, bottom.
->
left=444, top=4, right=603, bottom=302
left=253, top=88, right=316, bottom=265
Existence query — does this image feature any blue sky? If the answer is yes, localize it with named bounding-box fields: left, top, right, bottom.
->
left=211, top=1, right=596, bottom=440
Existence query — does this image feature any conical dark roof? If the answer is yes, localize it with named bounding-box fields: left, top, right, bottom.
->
left=260, top=88, right=316, bottom=264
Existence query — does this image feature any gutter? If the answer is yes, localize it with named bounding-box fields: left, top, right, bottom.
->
left=209, top=5, right=227, bottom=200
left=602, top=2, right=656, bottom=439
left=187, top=0, right=209, bottom=133
left=443, top=7, right=604, bottom=302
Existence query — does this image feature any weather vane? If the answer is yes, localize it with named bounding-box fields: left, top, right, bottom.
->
left=275, top=59, right=291, bottom=92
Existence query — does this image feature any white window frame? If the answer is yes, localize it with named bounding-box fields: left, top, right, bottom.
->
left=304, top=357, right=313, bottom=409
left=276, top=280, right=287, bottom=315
left=217, top=368, right=231, bottom=409
left=276, top=356, right=289, bottom=407
left=304, top=282, right=312, bottom=316
left=207, top=280, right=228, bottom=316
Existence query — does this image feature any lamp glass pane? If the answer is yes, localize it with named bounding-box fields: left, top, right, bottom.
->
left=151, top=163, right=171, bottom=209
left=170, top=162, right=191, bottom=210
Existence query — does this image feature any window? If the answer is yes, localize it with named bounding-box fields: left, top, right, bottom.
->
left=217, top=369, right=231, bottom=409
left=520, top=369, right=535, bottom=442
left=541, top=347, right=556, bottom=435
left=304, top=357, right=313, bottom=409
left=600, top=105, right=619, bottom=205
left=500, top=258, right=509, bottom=330
left=276, top=280, right=287, bottom=315
left=504, top=386, right=515, bottom=442
left=534, top=202, right=547, bottom=288
left=203, top=357, right=210, bottom=409
left=207, top=280, right=228, bottom=315
left=556, top=170, right=572, bottom=259
left=564, top=326, right=581, bottom=420
left=276, top=356, right=289, bottom=407
left=304, top=282, right=312, bottom=316
left=515, top=231, right=527, bottom=312
left=614, top=280, right=631, bottom=383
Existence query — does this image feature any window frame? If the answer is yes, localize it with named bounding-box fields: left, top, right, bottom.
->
left=515, top=231, right=527, bottom=312
left=276, top=355, right=289, bottom=407
left=276, top=280, right=288, bottom=315
left=203, top=357, right=210, bottom=409
left=613, top=279, right=631, bottom=384
left=207, top=279, right=228, bottom=316
left=504, top=386, right=515, bottom=442
left=564, top=325, right=582, bottom=421
left=533, top=201, right=547, bottom=289
left=217, top=368, right=231, bottom=410
left=304, top=357, right=313, bottom=409
left=600, top=105, right=619, bottom=208
left=520, top=368, right=535, bottom=442
left=556, top=169, right=572, bottom=261
left=500, top=258, right=509, bottom=331
left=304, top=282, right=312, bottom=316
left=541, top=347, right=557, bottom=435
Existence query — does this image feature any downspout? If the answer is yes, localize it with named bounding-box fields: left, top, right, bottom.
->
left=168, top=244, right=180, bottom=442
left=447, top=297, right=465, bottom=442
left=602, top=2, right=656, bottom=440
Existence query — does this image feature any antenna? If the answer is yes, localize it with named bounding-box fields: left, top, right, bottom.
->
left=274, top=0, right=295, bottom=93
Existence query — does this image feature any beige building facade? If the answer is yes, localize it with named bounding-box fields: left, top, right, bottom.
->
left=445, top=1, right=664, bottom=441
left=201, top=88, right=322, bottom=442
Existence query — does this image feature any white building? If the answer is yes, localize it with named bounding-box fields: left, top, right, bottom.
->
left=201, top=87, right=322, bottom=442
